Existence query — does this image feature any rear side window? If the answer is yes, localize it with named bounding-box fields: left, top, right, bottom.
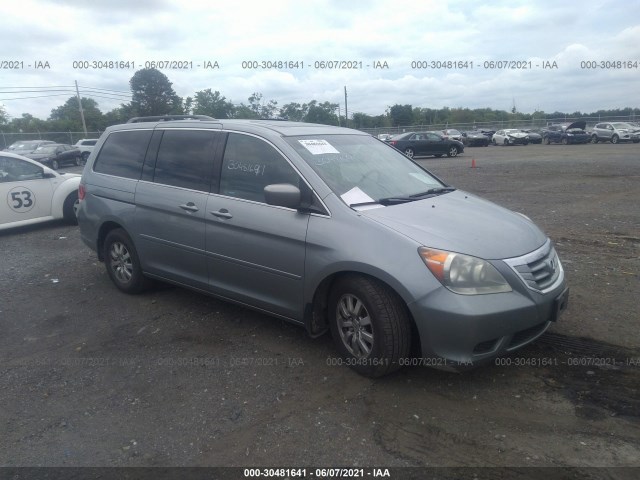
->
left=93, top=130, right=152, bottom=179
left=153, top=130, right=217, bottom=192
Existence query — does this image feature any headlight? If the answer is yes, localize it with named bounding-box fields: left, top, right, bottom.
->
left=418, top=247, right=512, bottom=295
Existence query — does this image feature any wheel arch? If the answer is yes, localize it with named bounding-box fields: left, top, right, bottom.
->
left=51, top=178, right=81, bottom=219
left=96, top=221, right=129, bottom=262
left=303, top=268, right=420, bottom=354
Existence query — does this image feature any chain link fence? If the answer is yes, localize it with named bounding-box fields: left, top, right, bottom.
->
left=0, top=131, right=102, bottom=150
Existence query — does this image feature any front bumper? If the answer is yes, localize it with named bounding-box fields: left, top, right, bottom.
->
left=407, top=243, right=568, bottom=370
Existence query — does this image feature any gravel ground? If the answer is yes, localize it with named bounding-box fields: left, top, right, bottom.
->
left=0, top=143, right=638, bottom=474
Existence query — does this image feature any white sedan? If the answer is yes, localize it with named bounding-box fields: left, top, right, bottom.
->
left=492, top=129, right=530, bottom=146
left=0, top=151, right=80, bottom=231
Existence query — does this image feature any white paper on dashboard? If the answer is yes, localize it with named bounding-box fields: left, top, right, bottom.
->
left=340, top=186, right=375, bottom=205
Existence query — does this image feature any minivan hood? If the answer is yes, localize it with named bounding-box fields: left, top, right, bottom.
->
left=361, top=190, right=547, bottom=260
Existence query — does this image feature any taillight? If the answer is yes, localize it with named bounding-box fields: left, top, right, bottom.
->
left=78, top=183, right=86, bottom=200
left=390, top=141, right=397, bottom=145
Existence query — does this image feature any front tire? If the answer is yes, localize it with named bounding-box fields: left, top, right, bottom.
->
left=81, top=151, right=90, bottom=162
left=328, top=275, right=411, bottom=377
left=611, top=134, right=619, bottom=144
left=103, top=229, right=152, bottom=294
left=591, top=135, right=598, bottom=144
left=51, top=159, right=60, bottom=170
left=75, top=156, right=84, bottom=166
left=561, top=137, right=568, bottom=145
left=544, top=136, right=551, bottom=145
left=404, top=147, right=415, bottom=159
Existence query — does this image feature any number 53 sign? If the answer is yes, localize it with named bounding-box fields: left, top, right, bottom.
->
left=8, top=187, right=36, bottom=213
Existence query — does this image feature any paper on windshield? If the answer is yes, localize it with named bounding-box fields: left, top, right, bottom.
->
left=340, top=186, right=374, bottom=206
left=409, top=172, right=437, bottom=184
left=298, top=139, right=340, bottom=155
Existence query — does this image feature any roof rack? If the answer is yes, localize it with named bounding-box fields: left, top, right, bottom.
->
left=126, top=115, right=216, bottom=123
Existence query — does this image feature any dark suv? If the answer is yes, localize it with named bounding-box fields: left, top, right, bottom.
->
left=542, top=121, right=590, bottom=145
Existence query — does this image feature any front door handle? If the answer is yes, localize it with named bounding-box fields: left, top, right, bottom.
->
left=179, top=202, right=199, bottom=212
left=210, top=209, right=233, bottom=219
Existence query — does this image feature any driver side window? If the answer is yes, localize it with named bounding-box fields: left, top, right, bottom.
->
left=219, top=133, right=300, bottom=203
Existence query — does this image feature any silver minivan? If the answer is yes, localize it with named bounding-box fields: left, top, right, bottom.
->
left=78, top=116, right=569, bottom=377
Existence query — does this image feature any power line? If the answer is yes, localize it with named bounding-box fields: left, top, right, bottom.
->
left=0, top=93, right=74, bottom=101
left=78, top=86, right=131, bottom=94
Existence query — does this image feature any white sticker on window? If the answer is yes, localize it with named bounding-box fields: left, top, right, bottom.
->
left=340, top=186, right=375, bottom=206
left=298, top=139, right=340, bottom=155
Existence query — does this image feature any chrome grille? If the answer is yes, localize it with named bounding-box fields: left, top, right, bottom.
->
left=504, top=240, right=564, bottom=294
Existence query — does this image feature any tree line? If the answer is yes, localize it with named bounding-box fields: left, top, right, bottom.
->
left=1, top=68, right=638, bottom=135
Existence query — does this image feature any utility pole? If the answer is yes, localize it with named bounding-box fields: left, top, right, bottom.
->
left=344, top=86, right=348, bottom=128
left=75, top=80, right=88, bottom=136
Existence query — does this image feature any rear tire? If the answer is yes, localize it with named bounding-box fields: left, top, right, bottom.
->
left=75, top=156, right=84, bottom=166
left=62, top=192, right=79, bottom=225
left=447, top=146, right=459, bottom=157
left=51, top=159, right=60, bottom=170
left=404, top=147, right=415, bottom=159
left=561, top=137, right=568, bottom=145
left=328, top=275, right=411, bottom=377
left=103, top=229, right=153, bottom=294
left=544, top=136, right=551, bottom=145
left=591, top=135, right=598, bottom=144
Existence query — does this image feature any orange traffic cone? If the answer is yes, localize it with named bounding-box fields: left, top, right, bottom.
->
left=471, top=158, right=476, bottom=168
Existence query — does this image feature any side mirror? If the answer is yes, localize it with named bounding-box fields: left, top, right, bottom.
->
left=264, top=183, right=301, bottom=209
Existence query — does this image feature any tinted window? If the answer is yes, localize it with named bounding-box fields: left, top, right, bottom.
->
left=219, top=133, right=300, bottom=203
left=94, top=130, right=152, bottom=179
left=153, top=130, right=217, bottom=192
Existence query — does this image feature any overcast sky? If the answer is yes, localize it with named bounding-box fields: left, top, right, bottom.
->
left=1, top=0, right=639, bottom=121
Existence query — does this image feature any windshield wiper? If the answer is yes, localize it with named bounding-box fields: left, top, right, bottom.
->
left=409, top=187, right=456, bottom=198
left=349, top=188, right=456, bottom=207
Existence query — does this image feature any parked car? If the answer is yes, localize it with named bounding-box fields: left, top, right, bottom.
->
left=521, top=129, right=542, bottom=144
left=492, top=129, right=529, bottom=146
left=0, top=152, right=80, bottom=230
left=461, top=131, right=490, bottom=147
left=78, top=116, right=568, bottom=377
left=24, top=144, right=83, bottom=169
left=3, top=140, right=55, bottom=154
left=543, top=121, right=590, bottom=145
left=74, top=138, right=99, bottom=161
left=442, top=129, right=463, bottom=141
left=387, top=131, right=464, bottom=158
left=590, top=122, right=640, bottom=144
left=480, top=130, right=496, bottom=142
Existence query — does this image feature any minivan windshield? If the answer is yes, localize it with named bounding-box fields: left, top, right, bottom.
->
left=285, top=135, right=446, bottom=206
